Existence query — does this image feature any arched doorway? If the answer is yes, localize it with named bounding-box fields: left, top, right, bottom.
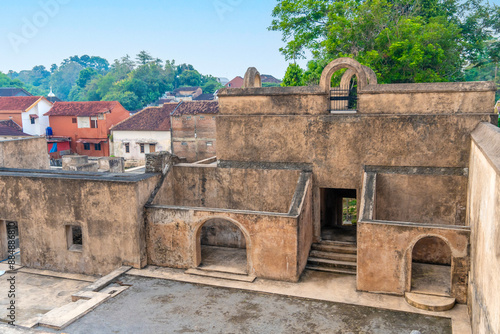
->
left=197, top=219, right=248, bottom=275
left=411, top=236, right=452, bottom=296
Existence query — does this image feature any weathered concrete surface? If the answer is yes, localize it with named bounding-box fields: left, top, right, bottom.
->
left=0, top=170, right=159, bottom=275
left=218, top=86, right=328, bottom=115
left=146, top=208, right=302, bottom=281
left=375, top=173, right=468, bottom=226
left=153, top=165, right=302, bottom=213
left=467, top=122, right=500, bottom=334
left=357, top=221, right=470, bottom=304
left=359, top=81, right=496, bottom=114
left=0, top=271, right=88, bottom=326
left=0, top=137, right=49, bottom=170
left=48, top=275, right=453, bottom=334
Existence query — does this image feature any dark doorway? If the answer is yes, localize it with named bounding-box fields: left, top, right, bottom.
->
left=320, top=188, right=357, bottom=242
left=0, top=221, right=20, bottom=265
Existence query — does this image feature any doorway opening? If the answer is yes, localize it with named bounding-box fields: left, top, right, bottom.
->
left=0, top=220, right=21, bottom=265
left=198, top=219, right=247, bottom=275
left=411, top=236, right=452, bottom=296
left=320, top=188, right=357, bottom=242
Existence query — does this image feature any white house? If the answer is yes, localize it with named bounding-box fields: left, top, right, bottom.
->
left=0, top=96, right=53, bottom=136
left=110, top=103, right=179, bottom=166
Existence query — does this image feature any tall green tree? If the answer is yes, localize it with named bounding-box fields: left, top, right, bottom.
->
left=270, top=0, right=500, bottom=84
left=282, top=63, right=304, bottom=86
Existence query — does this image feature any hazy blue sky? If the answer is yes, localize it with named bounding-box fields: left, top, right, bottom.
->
left=0, top=0, right=310, bottom=80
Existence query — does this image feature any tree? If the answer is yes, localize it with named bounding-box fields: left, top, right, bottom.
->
left=270, top=0, right=500, bottom=84
left=50, top=61, right=83, bottom=100
left=282, top=63, right=304, bottom=86
left=76, top=68, right=99, bottom=88
left=178, top=70, right=202, bottom=87
left=136, top=51, right=153, bottom=66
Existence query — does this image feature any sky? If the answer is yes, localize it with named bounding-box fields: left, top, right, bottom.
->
left=0, top=0, right=309, bottom=80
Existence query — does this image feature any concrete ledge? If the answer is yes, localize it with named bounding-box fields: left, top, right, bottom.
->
left=360, top=81, right=496, bottom=94
left=471, top=122, right=500, bottom=175
left=218, top=86, right=327, bottom=97
left=83, top=266, right=131, bottom=292
left=0, top=168, right=157, bottom=182
left=365, top=166, right=468, bottom=176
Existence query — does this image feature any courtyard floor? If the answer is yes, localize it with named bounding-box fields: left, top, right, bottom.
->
left=42, top=275, right=452, bottom=334
left=0, top=264, right=471, bottom=334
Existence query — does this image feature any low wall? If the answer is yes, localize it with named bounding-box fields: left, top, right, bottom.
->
left=357, top=221, right=470, bottom=303
left=467, top=123, right=500, bottom=334
left=0, top=137, right=49, bottom=170
left=146, top=171, right=313, bottom=282
left=153, top=165, right=301, bottom=213
left=375, top=171, right=468, bottom=226
left=0, top=169, right=159, bottom=276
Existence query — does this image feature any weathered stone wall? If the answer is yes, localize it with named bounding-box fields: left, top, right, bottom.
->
left=0, top=137, right=49, bottom=170
left=153, top=165, right=301, bottom=213
left=375, top=173, right=468, bottom=226
left=200, top=219, right=246, bottom=249
left=357, top=221, right=470, bottom=303
left=145, top=208, right=302, bottom=281
left=467, top=123, right=500, bottom=334
left=0, top=170, right=159, bottom=276
left=358, top=82, right=496, bottom=115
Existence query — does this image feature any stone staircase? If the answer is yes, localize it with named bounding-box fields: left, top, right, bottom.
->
left=306, top=240, right=357, bottom=275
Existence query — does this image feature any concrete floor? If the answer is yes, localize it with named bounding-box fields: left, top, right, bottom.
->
left=412, top=263, right=451, bottom=296
left=0, top=265, right=92, bottom=326
left=42, top=275, right=452, bottom=334
left=200, top=245, right=247, bottom=275
left=321, top=226, right=357, bottom=243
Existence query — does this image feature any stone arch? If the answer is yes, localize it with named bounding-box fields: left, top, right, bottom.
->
left=192, top=216, right=253, bottom=274
left=319, top=57, right=369, bottom=92
left=243, top=67, right=261, bottom=88
left=406, top=234, right=453, bottom=295
left=340, top=66, right=377, bottom=88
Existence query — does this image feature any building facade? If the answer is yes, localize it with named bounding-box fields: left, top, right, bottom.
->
left=111, top=103, right=179, bottom=165
left=0, top=96, right=52, bottom=136
left=44, top=101, right=129, bottom=157
left=171, top=101, right=218, bottom=162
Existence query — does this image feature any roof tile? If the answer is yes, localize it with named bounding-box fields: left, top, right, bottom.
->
left=45, top=101, right=122, bottom=117
left=171, top=101, right=219, bottom=116
left=111, top=103, right=179, bottom=131
left=0, top=96, right=42, bottom=111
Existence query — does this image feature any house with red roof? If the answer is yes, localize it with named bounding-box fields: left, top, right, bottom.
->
left=0, top=120, right=31, bottom=140
left=0, top=96, right=52, bottom=136
left=171, top=101, right=219, bottom=162
left=110, top=103, right=179, bottom=165
left=225, top=76, right=244, bottom=89
left=44, top=101, right=130, bottom=157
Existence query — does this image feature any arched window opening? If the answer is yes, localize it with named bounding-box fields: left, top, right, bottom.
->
left=198, top=219, right=247, bottom=275
left=411, top=236, right=452, bottom=296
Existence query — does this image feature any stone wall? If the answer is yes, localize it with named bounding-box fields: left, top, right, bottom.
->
left=153, top=165, right=301, bottom=213
left=0, top=170, right=159, bottom=276
left=375, top=172, right=468, bottom=226
left=0, top=137, right=49, bottom=170
left=467, top=122, right=500, bottom=334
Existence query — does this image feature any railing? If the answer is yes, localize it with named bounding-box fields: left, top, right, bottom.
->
left=330, top=86, right=357, bottom=112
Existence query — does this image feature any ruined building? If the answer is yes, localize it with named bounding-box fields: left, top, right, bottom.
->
left=0, top=59, right=498, bottom=334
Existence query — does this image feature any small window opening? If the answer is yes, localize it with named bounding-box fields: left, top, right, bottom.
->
left=66, top=225, right=83, bottom=251
left=140, top=143, right=145, bottom=153
left=30, top=117, right=36, bottom=124
left=83, top=143, right=91, bottom=150
left=125, top=143, right=130, bottom=153
left=72, top=118, right=77, bottom=124
left=94, top=143, right=101, bottom=151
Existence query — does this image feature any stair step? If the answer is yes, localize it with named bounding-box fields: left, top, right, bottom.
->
left=311, top=243, right=357, bottom=254
left=310, top=250, right=357, bottom=262
left=307, top=257, right=357, bottom=270
left=185, top=268, right=256, bottom=283
left=405, top=292, right=456, bottom=312
left=306, top=265, right=356, bottom=275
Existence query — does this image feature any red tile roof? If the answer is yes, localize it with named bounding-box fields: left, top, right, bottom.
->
left=0, top=96, right=42, bottom=111
left=0, top=120, right=30, bottom=136
left=111, top=103, right=180, bottom=131
left=171, top=101, right=219, bottom=116
left=225, top=76, right=244, bottom=88
left=44, top=101, right=122, bottom=117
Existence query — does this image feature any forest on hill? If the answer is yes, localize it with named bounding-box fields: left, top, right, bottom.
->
left=1, top=51, right=224, bottom=111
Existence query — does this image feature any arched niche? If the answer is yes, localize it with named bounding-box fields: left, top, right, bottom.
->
left=243, top=67, right=262, bottom=88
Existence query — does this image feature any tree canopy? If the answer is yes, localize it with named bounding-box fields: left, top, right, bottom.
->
left=3, top=51, right=223, bottom=111
left=271, top=0, right=500, bottom=85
